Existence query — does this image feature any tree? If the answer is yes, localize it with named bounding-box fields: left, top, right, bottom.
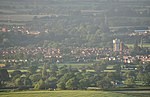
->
left=28, top=65, right=38, bottom=74
left=145, top=63, right=150, bottom=73
left=58, top=73, right=74, bottom=84
left=78, top=78, right=89, bottom=89
left=0, top=69, right=9, bottom=87
left=106, top=72, right=121, bottom=81
left=58, top=65, right=68, bottom=76
left=137, top=73, right=144, bottom=81
left=94, top=62, right=107, bottom=73
left=131, top=41, right=141, bottom=56
left=124, top=71, right=135, bottom=79
left=66, top=78, right=78, bottom=90
left=97, top=78, right=113, bottom=89
left=137, top=65, right=144, bottom=73
left=29, top=74, right=42, bottom=83
left=0, top=34, right=3, bottom=43
left=46, top=77, right=57, bottom=89
left=49, top=64, right=58, bottom=77
left=57, top=82, right=66, bottom=90
left=15, top=77, right=32, bottom=87
left=137, top=73, right=150, bottom=86
left=143, top=73, right=150, bottom=85
left=11, top=70, right=22, bottom=78
left=42, top=64, right=48, bottom=79
left=132, top=58, right=141, bottom=65
left=113, top=64, right=121, bottom=73
left=15, top=78, right=23, bottom=86
left=34, top=79, right=46, bottom=90
left=50, top=64, right=58, bottom=72
left=23, top=77, right=32, bottom=86
left=124, top=78, right=135, bottom=87
left=12, top=63, right=20, bottom=69
left=80, top=66, right=86, bottom=73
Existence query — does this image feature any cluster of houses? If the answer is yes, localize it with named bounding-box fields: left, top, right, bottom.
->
left=0, top=47, right=111, bottom=64
left=0, top=24, right=42, bottom=35
left=129, top=29, right=150, bottom=36
left=0, top=45, right=150, bottom=66
left=123, top=55, right=150, bottom=64
left=0, top=47, right=61, bottom=63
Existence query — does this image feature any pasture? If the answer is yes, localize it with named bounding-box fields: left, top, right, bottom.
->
left=0, top=90, right=136, bottom=97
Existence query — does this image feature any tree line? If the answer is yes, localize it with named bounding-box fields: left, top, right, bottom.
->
left=1, top=60, right=150, bottom=90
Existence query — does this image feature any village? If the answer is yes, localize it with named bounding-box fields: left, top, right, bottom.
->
left=0, top=1, right=150, bottom=97
left=0, top=22, right=150, bottom=69
left=0, top=37, right=150, bottom=69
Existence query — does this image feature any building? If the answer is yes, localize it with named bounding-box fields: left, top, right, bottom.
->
left=113, top=39, right=123, bottom=53
left=0, top=64, right=6, bottom=68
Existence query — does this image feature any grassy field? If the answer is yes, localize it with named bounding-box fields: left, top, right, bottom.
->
left=128, top=93, right=150, bottom=97
left=8, top=70, right=29, bottom=73
left=57, top=63, right=92, bottom=68
left=0, top=90, right=137, bottom=97
left=126, top=44, right=150, bottom=48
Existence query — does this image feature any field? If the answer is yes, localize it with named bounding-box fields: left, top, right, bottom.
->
left=126, top=44, right=150, bottom=48
left=57, top=63, right=92, bottom=68
left=0, top=15, right=52, bottom=21
left=0, top=90, right=138, bottom=97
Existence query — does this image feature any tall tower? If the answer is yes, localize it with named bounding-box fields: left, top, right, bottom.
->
left=101, top=13, right=110, bottom=33
left=140, top=36, right=143, bottom=48
left=113, top=39, right=123, bottom=53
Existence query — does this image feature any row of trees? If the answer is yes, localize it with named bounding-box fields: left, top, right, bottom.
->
left=0, top=20, right=113, bottom=48
left=0, top=63, right=113, bottom=90
left=1, top=60, right=150, bottom=90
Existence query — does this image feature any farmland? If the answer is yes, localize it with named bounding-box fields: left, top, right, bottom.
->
left=126, top=44, right=150, bottom=48
left=0, top=90, right=139, bottom=97
left=0, top=0, right=150, bottom=94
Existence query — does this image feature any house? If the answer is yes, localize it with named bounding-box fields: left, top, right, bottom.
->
left=0, top=64, right=6, bottom=68
left=123, top=56, right=135, bottom=63
left=134, top=30, right=149, bottom=35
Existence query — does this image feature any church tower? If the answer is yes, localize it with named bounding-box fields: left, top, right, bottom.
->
left=101, top=13, right=110, bottom=33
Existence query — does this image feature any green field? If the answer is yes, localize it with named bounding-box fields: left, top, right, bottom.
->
left=0, top=90, right=137, bottom=97
left=8, top=70, right=29, bottom=73
left=128, top=93, right=150, bottom=97
left=126, top=44, right=150, bottom=48
left=57, top=63, right=92, bottom=68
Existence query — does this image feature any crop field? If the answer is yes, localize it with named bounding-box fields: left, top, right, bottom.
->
left=0, top=90, right=138, bottom=97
